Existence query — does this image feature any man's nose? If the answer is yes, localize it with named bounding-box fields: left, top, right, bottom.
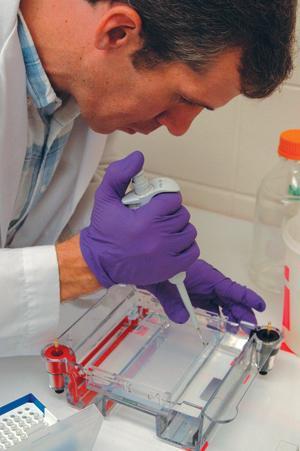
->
left=156, top=105, right=203, bottom=136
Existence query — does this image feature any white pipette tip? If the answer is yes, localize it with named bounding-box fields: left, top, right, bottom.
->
left=169, top=272, right=208, bottom=346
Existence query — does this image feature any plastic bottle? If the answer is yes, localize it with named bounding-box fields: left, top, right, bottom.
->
left=249, top=129, right=300, bottom=293
left=282, top=211, right=300, bottom=355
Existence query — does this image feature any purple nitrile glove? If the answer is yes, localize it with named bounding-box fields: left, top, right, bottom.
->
left=80, top=151, right=200, bottom=288
left=141, top=259, right=266, bottom=325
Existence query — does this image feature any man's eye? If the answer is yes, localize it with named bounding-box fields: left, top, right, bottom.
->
left=178, top=96, right=214, bottom=111
left=180, top=96, right=195, bottom=106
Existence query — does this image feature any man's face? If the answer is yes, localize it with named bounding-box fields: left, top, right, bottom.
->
left=72, top=49, right=241, bottom=136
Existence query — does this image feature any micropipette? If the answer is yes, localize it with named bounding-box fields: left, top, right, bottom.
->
left=122, top=170, right=206, bottom=344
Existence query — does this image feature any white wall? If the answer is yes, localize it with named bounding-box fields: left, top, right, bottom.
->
left=105, top=10, right=300, bottom=221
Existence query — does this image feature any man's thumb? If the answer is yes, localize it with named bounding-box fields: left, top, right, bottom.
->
left=101, top=150, right=144, bottom=199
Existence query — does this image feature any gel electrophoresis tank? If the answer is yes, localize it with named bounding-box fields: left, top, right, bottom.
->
left=42, top=285, right=274, bottom=451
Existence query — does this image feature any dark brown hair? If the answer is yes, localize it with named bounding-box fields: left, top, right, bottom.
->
left=87, top=0, right=298, bottom=98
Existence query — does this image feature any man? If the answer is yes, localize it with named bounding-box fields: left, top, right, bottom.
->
left=0, top=0, right=297, bottom=356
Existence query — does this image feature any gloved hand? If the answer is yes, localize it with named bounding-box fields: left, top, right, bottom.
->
left=141, top=259, right=266, bottom=325
left=80, top=151, right=200, bottom=288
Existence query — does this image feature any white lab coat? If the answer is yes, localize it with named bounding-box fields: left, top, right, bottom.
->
left=0, top=0, right=112, bottom=356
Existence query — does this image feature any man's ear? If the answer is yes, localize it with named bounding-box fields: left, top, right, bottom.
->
left=95, top=5, right=142, bottom=51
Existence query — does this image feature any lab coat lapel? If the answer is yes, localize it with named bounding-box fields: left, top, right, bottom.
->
left=0, top=25, right=28, bottom=246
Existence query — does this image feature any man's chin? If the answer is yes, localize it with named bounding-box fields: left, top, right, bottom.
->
left=119, top=125, right=161, bottom=135
left=87, top=121, right=158, bottom=135
left=87, top=123, right=118, bottom=135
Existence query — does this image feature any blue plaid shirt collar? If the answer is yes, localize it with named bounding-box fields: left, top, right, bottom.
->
left=18, top=11, right=62, bottom=116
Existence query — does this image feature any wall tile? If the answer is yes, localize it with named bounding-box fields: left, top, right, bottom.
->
left=235, top=85, right=300, bottom=197
left=145, top=171, right=233, bottom=216
left=232, top=193, right=256, bottom=221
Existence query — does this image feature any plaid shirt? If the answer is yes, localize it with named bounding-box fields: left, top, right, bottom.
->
left=7, top=12, right=80, bottom=243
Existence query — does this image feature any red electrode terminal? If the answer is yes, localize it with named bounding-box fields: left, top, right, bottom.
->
left=42, top=339, right=76, bottom=394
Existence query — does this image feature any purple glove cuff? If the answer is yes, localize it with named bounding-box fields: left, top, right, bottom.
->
left=80, top=228, right=115, bottom=288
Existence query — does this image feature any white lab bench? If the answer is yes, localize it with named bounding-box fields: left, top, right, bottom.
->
left=0, top=209, right=299, bottom=451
